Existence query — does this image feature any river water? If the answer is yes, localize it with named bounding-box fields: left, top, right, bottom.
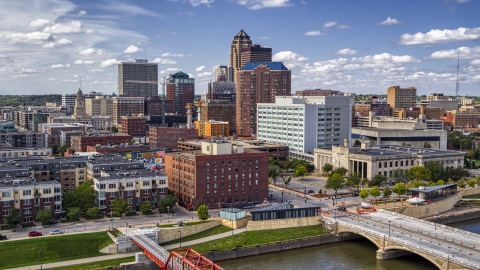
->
left=217, top=218, right=480, bottom=270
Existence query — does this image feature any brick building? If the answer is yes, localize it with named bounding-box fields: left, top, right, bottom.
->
left=0, top=179, right=63, bottom=224
left=165, top=141, right=269, bottom=210
left=145, top=96, right=174, bottom=115
left=86, top=144, right=150, bottom=155
left=121, top=116, right=147, bottom=137
left=355, top=103, right=391, bottom=117
left=149, top=127, right=198, bottom=150
left=199, top=101, right=236, bottom=134
left=236, top=62, right=291, bottom=137
left=295, top=89, right=341, bottom=96
left=71, top=133, right=132, bottom=152
left=165, top=72, right=194, bottom=115
left=443, top=112, right=479, bottom=130
left=194, top=120, right=230, bottom=137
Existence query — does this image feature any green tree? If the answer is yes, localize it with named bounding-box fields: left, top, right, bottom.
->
left=318, top=189, right=323, bottom=195
left=67, top=207, right=82, bottom=222
left=36, top=210, right=54, bottom=225
left=322, top=163, right=333, bottom=176
left=282, top=173, right=293, bottom=189
left=268, top=165, right=280, bottom=185
left=140, top=201, right=153, bottom=215
left=331, top=166, right=348, bottom=177
left=476, top=176, right=480, bottom=186
left=359, top=188, right=369, bottom=201
left=51, top=144, right=58, bottom=155
left=325, top=173, right=345, bottom=197
left=370, top=174, right=387, bottom=186
left=111, top=126, right=118, bottom=133
left=448, top=178, right=455, bottom=184
left=468, top=179, right=476, bottom=188
left=392, top=183, right=406, bottom=205
left=436, top=179, right=445, bottom=186
left=86, top=206, right=100, bottom=219
left=369, top=186, right=381, bottom=203
left=383, top=186, right=392, bottom=197
left=111, top=198, right=130, bottom=216
left=62, top=180, right=96, bottom=213
left=58, top=144, right=68, bottom=157
left=157, top=194, right=177, bottom=213
left=197, top=204, right=210, bottom=221
left=346, top=172, right=361, bottom=192
left=446, top=167, right=470, bottom=181
left=353, top=139, right=361, bottom=147
left=392, top=168, right=408, bottom=183
left=425, top=161, right=446, bottom=181
left=407, top=166, right=431, bottom=182
left=428, top=180, right=436, bottom=186
left=268, top=157, right=279, bottom=166
left=361, top=178, right=369, bottom=187
left=457, top=179, right=467, bottom=188
left=294, top=165, right=308, bottom=180
left=5, top=208, right=22, bottom=227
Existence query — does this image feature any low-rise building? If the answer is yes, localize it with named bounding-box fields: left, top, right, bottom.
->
left=121, top=116, right=147, bottom=137
left=0, top=148, right=51, bottom=159
left=0, top=132, right=48, bottom=148
left=194, top=120, right=230, bottom=137
left=442, top=112, right=479, bottom=130
left=71, top=133, right=132, bottom=152
left=165, top=140, right=269, bottom=210
left=86, top=144, right=150, bottom=155
left=149, top=127, right=198, bottom=150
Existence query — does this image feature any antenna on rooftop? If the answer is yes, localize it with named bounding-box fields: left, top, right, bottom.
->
left=455, top=50, right=460, bottom=99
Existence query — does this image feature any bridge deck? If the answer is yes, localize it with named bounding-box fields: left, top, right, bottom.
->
left=325, top=210, right=480, bottom=269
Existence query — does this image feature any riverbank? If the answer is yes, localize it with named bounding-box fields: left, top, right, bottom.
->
left=422, top=206, right=480, bottom=224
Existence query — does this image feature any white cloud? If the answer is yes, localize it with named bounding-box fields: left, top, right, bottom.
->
left=57, top=38, right=73, bottom=45
left=237, top=0, right=292, bottom=10
left=166, top=68, right=179, bottom=72
left=78, top=48, right=105, bottom=56
left=43, top=21, right=83, bottom=34
left=189, top=0, right=215, bottom=6
left=351, top=53, right=420, bottom=69
left=324, top=21, right=337, bottom=28
left=471, top=59, right=480, bottom=65
left=124, top=45, right=141, bottom=53
left=78, top=10, right=87, bottom=16
left=100, top=58, right=120, bottom=67
left=197, top=72, right=212, bottom=77
left=196, top=65, right=205, bottom=71
left=257, top=36, right=270, bottom=39
left=304, top=30, right=322, bottom=36
left=48, top=78, right=56, bottom=81
left=431, top=46, right=480, bottom=59
left=161, top=53, right=184, bottom=57
left=28, top=19, right=52, bottom=28
left=400, top=27, right=480, bottom=45
left=336, top=48, right=358, bottom=55
left=273, top=51, right=309, bottom=69
left=379, top=17, right=402, bottom=25
left=51, top=63, right=70, bottom=68
left=88, top=69, right=104, bottom=72
left=96, top=2, right=161, bottom=17
left=4, top=31, right=54, bottom=42
left=152, top=58, right=177, bottom=64
left=74, top=60, right=94, bottom=64
left=455, top=0, right=470, bottom=2
left=337, top=24, right=351, bottom=29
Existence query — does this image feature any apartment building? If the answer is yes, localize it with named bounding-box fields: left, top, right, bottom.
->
left=199, top=101, right=236, bottom=134
left=0, top=132, right=48, bottom=148
left=120, top=116, right=147, bottom=137
left=149, top=127, right=198, bottom=150
left=71, top=133, right=132, bottom=152
left=113, top=96, right=145, bottom=127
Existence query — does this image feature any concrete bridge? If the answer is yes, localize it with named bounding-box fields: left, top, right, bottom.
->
left=323, top=209, right=480, bottom=270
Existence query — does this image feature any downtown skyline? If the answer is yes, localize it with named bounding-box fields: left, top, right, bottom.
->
left=0, top=0, right=479, bottom=96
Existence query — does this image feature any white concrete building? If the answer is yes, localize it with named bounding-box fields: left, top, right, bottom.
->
left=257, top=96, right=352, bottom=154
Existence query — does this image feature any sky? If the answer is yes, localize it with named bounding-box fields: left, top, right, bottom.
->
left=0, top=0, right=479, bottom=96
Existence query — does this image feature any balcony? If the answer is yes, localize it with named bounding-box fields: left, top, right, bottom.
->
left=119, top=186, right=125, bottom=191
left=34, top=202, right=40, bottom=207
left=34, top=193, right=41, bottom=198
left=152, top=184, right=157, bottom=189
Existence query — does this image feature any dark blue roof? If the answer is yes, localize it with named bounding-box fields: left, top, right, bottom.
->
left=241, top=62, right=289, bottom=71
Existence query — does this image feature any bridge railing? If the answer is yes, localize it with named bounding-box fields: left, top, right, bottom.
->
left=326, top=217, right=480, bottom=269
left=128, top=230, right=170, bottom=267
left=379, top=209, right=480, bottom=240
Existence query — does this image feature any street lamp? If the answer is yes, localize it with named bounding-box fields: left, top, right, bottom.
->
left=167, top=206, right=170, bottom=224
left=388, top=219, right=392, bottom=237
left=178, top=230, right=182, bottom=248
left=434, top=212, right=439, bottom=230
left=281, top=191, right=284, bottom=203
left=40, top=249, right=43, bottom=270
left=303, top=187, right=307, bottom=204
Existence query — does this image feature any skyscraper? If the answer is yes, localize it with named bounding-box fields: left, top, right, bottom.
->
left=241, top=44, right=272, bottom=68
left=236, top=62, right=291, bottom=137
left=165, top=71, right=195, bottom=115
left=215, top=65, right=234, bottom=82
left=118, top=59, right=158, bottom=97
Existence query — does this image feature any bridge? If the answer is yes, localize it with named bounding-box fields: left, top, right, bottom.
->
left=128, top=229, right=223, bottom=270
left=323, top=209, right=480, bottom=270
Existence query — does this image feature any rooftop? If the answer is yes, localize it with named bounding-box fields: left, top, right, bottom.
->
left=0, top=178, right=60, bottom=188
left=241, top=62, right=289, bottom=71
left=408, top=184, right=457, bottom=193
left=336, top=144, right=464, bottom=157
left=181, top=139, right=288, bottom=149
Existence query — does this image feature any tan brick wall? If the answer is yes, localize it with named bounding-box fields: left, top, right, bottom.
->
left=246, top=216, right=321, bottom=231
left=218, top=216, right=251, bottom=229
left=158, top=220, right=221, bottom=244
left=395, top=194, right=460, bottom=218
left=458, top=187, right=480, bottom=197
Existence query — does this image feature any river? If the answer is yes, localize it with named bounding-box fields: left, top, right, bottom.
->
left=217, top=218, right=480, bottom=270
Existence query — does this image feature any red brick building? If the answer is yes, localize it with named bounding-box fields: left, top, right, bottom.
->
left=121, top=116, right=147, bottom=137
left=86, top=144, right=150, bottom=155
left=149, top=127, right=198, bottom=150
left=145, top=96, right=174, bottom=115
left=236, top=62, right=291, bottom=137
left=166, top=72, right=194, bottom=115
left=165, top=141, right=269, bottom=210
left=443, top=112, right=479, bottom=130
left=71, top=133, right=132, bottom=152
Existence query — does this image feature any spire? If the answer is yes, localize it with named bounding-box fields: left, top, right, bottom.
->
left=235, top=29, right=250, bottom=38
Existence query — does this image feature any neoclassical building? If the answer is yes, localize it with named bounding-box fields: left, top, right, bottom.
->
left=314, top=142, right=465, bottom=179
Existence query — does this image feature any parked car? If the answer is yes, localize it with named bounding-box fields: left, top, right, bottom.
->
left=332, top=195, right=342, bottom=199
left=28, top=231, right=43, bottom=237
left=352, top=193, right=359, bottom=197
left=50, top=229, right=64, bottom=235
left=0, top=234, right=7, bottom=240
left=307, top=190, right=315, bottom=193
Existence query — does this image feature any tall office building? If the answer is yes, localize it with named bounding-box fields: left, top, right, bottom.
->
left=241, top=44, right=272, bottom=68
left=118, top=59, right=158, bottom=97
left=85, top=96, right=113, bottom=117
left=207, top=69, right=236, bottom=103
left=236, top=62, right=291, bottom=137
left=165, top=71, right=195, bottom=115
left=112, top=96, right=145, bottom=127
left=215, top=65, right=234, bottom=83
left=387, top=86, right=417, bottom=115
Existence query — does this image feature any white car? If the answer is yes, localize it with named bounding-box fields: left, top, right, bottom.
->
left=50, top=229, right=64, bottom=235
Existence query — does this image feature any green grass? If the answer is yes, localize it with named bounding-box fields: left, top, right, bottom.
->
left=160, top=225, right=232, bottom=246
left=158, top=220, right=211, bottom=228
left=185, top=225, right=328, bottom=254
left=0, top=232, right=113, bottom=269
left=48, top=256, right=136, bottom=270
left=464, top=194, right=480, bottom=199
left=109, top=228, right=123, bottom=238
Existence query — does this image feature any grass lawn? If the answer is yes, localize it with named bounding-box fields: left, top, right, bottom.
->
left=185, top=225, right=327, bottom=254
left=160, top=225, right=231, bottom=246
left=464, top=194, right=480, bottom=199
left=0, top=232, right=113, bottom=269
left=158, top=220, right=211, bottom=228
left=48, top=256, right=136, bottom=270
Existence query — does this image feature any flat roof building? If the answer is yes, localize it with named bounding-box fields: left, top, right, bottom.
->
left=118, top=59, right=158, bottom=98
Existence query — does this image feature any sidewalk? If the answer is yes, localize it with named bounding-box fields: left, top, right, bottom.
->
left=162, top=227, right=247, bottom=250
left=8, top=252, right=138, bottom=270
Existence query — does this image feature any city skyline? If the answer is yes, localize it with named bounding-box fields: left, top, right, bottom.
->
left=0, top=0, right=479, bottom=96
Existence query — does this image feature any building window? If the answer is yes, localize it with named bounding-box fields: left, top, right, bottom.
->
left=2, top=192, right=11, bottom=197
left=379, top=162, right=382, bottom=168
left=23, top=190, right=32, bottom=196
left=143, top=181, right=150, bottom=186
left=109, top=184, right=116, bottom=189
left=126, top=182, right=133, bottom=187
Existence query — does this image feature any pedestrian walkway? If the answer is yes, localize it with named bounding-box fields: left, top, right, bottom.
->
left=162, top=227, right=247, bottom=250
left=8, top=252, right=138, bottom=270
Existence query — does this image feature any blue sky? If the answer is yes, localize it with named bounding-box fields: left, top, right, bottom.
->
left=0, top=0, right=479, bottom=96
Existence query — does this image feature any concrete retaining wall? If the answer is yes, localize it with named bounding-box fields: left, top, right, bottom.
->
left=219, top=216, right=251, bottom=229
left=459, top=187, right=480, bottom=197
left=117, top=236, right=142, bottom=254
left=395, top=194, right=460, bottom=218
left=246, top=216, right=321, bottom=231
left=435, top=209, right=480, bottom=224
left=203, top=233, right=361, bottom=262
left=158, top=220, right=221, bottom=244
